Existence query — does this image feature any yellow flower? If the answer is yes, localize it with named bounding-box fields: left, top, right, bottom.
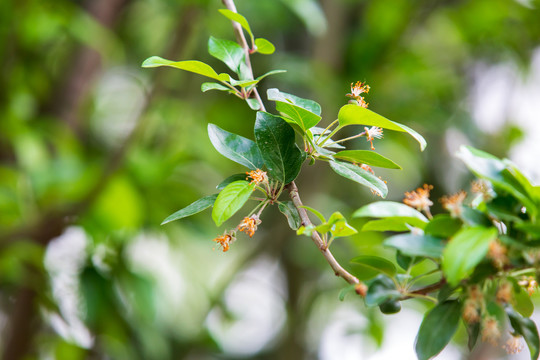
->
left=364, top=126, right=383, bottom=150
left=440, top=190, right=467, bottom=217
left=403, top=184, right=433, bottom=216
left=246, top=169, right=268, bottom=185
left=237, top=215, right=261, bottom=238
left=213, top=233, right=233, bottom=252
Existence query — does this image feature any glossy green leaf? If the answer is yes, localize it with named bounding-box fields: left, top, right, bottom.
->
left=218, top=9, right=254, bottom=42
left=329, top=160, right=388, bottom=198
left=350, top=255, right=397, bottom=278
left=142, top=56, right=230, bottom=81
left=254, top=112, right=304, bottom=183
left=424, top=215, right=462, bottom=238
left=334, top=150, right=402, bottom=169
left=362, top=218, right=411, bottom=232
left=415, top=301, right=462, bottom=360
left=337, top=104, right=426, bottom=151
left=278, top=201, right=302, bottom=230
left=216, top=173, right=247, bottom=190
left=506, top=307, right=540, bottom=360
left=212, top=181, right=256, bottom=226
left=161, top=194, right=218, bottom=225
left=326, top=212, right=357, bottom=237
left=442, top=226, right=498, bottom=286
left=365, top=275, right=400, bottom=306
left=384, top=234, right=445, bottom=258
left=230, top=78, right=259, bottom=87
left=208, top=36, right=244, bottom=72
left=256, top=70, right=286, bottom=82
left=201, top=82, right=233, bottom=93
left=208, top=123, right=264, bottom=170
left=267, top=88, right=322, bottom=115
left=266, top=89, right=321, bottom=131
left=246, top=98, right=261, bottom=110
left=514, top=286, right=534, bottom=318
left=299, top=205, right=326, bottom=223
left=353, top=201, right=429, bottom=223
left=254, top=38, right=275, bottom=54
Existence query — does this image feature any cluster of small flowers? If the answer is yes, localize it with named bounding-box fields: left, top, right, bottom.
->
left=403, top=184, right=434, bottom=216
left=518, top=276, right=538, bottom=296
left=346, top=81, right=370, bottom=108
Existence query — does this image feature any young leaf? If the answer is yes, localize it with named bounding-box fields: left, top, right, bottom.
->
left=161, top=194, right=218, bottom=225
left=246, top=98, right=261, bottom=110
left=325, top=212, right=358, bottom=237
left=142, top=56, right=230, bottom=81
left=256, top=70, right=287, bottom=82
left=415, top=301, right=462, bottom=360
left=350, top=255, right=397, bottom=278
left=254, top=112, right=304, bottom=184
left=218, top=9, right=254, bottom=43
left=333, top=150, right=402, bottom=169
left=384, top=234, right=445, bottom=258
left=208, top=123, right=264, bottom=170
left=337, top=104, right=426, bottom=151
left=201, top=82, right=233, bottom=93
left=329, top=160, right=388, bottom=198
left=208, top=36, right=245, bottom=72
left=278, top=201, right=302, bottom=230
left=267, top=88, right=322, bottom=115
left=254, top=38, right=275, bottom=54
left=506, top=307, right=540, bottom=360
left=216, top=173, right=247, bottom=190
left=353, top=201, right=429, bottom=225
left=299, top=205, right=326, bottom=223
left=212, top=180, right=256, bottom=226
left=230, top=78, right=259, bottom=88
left=442, top=226, right=498, bottom=286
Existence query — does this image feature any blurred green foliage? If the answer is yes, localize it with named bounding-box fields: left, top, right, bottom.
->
left=0, top=0, right=539, bottom=359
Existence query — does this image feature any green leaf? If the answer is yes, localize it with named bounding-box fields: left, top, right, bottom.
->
left=254, top=38, right=275, bottom=54
left=365, top=275, right=400, bottom=306
left=218, top=9, right=254, bottom=42
left=299, top=205, right=326, bottom=223
left=350, top=255, right=397, bottom=278
left=230, top=78, right=259, bottom=88
left=362, top=218, right=411, bottom=232
left=338, top=284, right=356, bottom=301
left=334, top=150, right=402, bottom=169
left=266, top=89, right=321, bottom=131
left=208, top=36, right=245, bottom=72
left=212, top=181, right=256, bottom=226
left=424, top=215, right=462, bottom=238
left=379, top=300, right=402, bottom=314
left=254, top=112, right=304, bottom=183
left=415, top=301, right=462, bottom=360
left=278, top=201, right=302, bottom=230
left=384, top=234, right=445, bottom=258
left=256, top=70, right=286, bottom=82
left=216, top=173, right=247, bottom=190
left=246, top=98, right=261, bottom=110
left=141, top=56, right=229, bottom=81
left=325, top=211, right=358, bottom=237
left=201, top=82, right=233, bottom=93
left=353, top=201, right=429, bottom=223
left=329, top=160, right=388, bottom=198
left=506, top=307, right=540, bottom=360
left=208, top=123, right=264, bottom=170
left=442, top=226, right=498, bottom=286
left=337, top=104, right=426, bottom=151
left=267, top=88, right=321, bottom=115
left=514, top=286, right=534, bottom=318
left=161, top=194, right=218, bottom=225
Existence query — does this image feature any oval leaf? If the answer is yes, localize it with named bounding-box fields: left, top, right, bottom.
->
left=384, top=234, right=445, bottom=258
left=329, top=160, right=388, bottom=198
left=278, top=201, right=302, bottom=230
left=208, top=36, right=245, bottom=72
left=267, top=88, right=322, bottom=115
left=334, top=150, right=402, bottom=169
left=218, top=9, right=253, bottom=41
left=161, top=194, right=218, bottom=225
left=424, top=215, right=462, bottom=238
left=415, top=300, right=462, bottom=360
left=254, top=112, right=304, bottom=184
left=208, top=124, right=264, bottom=170
left=350, top=255, right=397, bottom=278
left=362, top=218, right=411, bottom=232
left=141, top=56, right=229, bottom=81
left=201, top=82, right=233, bottom=93
left=442, top=226, right=498, bottom=286
left=338, top=104, right=426, bottom=151
left=216, top=173, right=247, bottom=190
left=212, top=181, right=256, bottom=226
left=254, top=38, right=275, bottom=54
left=353, top=201, right=428, bottom=223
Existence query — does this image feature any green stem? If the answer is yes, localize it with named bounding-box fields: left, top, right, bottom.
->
left=403, top=293, right=438, bottom=303
left=331, top=131, right=366, bottom=145
left=319, top=125, right=344, bottom=147
left=316, top=119, right=339, bottom=143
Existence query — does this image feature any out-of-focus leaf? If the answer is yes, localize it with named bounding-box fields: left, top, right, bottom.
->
left=142, top=56, right=230, bottom=81
left=365, top=275, right=400, bottom=306
left=384, top=234, right=445, bottom=258
left=201, top=82, right=233, bottom=93
left=379, top=300, right=402, bottom=314
left=278, top=201, right=302, bottom=230
left=334, top=150, right=402, bottom=169
left=329, top=160, right=388, bottom=198
left=362, top=218, right=411, bottom=232
left=208, top=123, right=264, bottom=170
left=506, top=307, right=540, bottom=360
left=254, top=112, right=304, bottom=183
left=424, top=215, right=462, bottom=238
left=514, top=286, right=534, bottom=318
left=161, top=194, right=218, bottom=225
left=218, top=9, right=254, bottom=41
left=338, top=284, right=356, bottom=301
left=442, top=226, right=497, bottom=286
left=337, top=104, right=426, bottom=151
left=415, top=300, right=462, bottom=360
left=208, top=36, right=244, bottom=72
left=278, top=0, right=327, bottom=37
left=246, top=98, right=261, bottom=110
left=254, top=38, right=275, bottom=54
left=256, top=70, right=286, bottom=82
left=212, top=180, right=255, bottom=226
left=350, top=255, right=397, bottom=278
left=230, top=78, right=259, bottom=87
left=353, top=201, right=429, bottom=224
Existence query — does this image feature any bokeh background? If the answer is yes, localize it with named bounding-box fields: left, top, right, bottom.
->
left=1, top=0, right=540, bottom=359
